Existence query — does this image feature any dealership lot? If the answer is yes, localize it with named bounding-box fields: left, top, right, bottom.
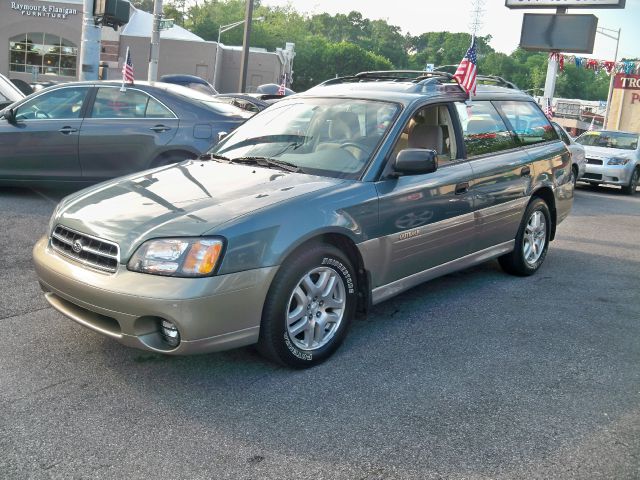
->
left=1, top=184, right=638, bottom=479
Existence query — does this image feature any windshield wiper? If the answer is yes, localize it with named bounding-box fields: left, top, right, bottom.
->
left=198, top=153, right=231, bottom=162
left=232, top=156, right=302, bottom=173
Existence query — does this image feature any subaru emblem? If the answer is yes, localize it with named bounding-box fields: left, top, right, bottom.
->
left=72, top=240, right=83, bottom=253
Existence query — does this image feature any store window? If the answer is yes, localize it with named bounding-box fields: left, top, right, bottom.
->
left=9, top=33, right=78, bottom=77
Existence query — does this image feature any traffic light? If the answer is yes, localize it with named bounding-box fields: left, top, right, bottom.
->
left=94, top=0, right=130, bottom=31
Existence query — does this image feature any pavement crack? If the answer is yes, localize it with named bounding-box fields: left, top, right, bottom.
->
left=0, top=306, right=51, bottom=322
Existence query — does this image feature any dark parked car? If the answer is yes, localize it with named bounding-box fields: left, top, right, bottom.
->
left=0, top=80, right=250, bottom=184
left=214, top=93, right=270, bottom=113
left=34, top=71, right=573, bottom=367
left=160, top=74, right=218, bottom=96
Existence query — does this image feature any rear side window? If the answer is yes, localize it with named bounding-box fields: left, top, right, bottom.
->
left=497, top=101, right=557, bottom=146
left=91, top=87, right=174, bottom=119
left=455, top=101, right=517, bottom=157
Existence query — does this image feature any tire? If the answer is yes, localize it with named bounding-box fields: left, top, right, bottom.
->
left=257, top=244, right=357, bottom=368
left=499, top=198, right=551, bottom=277
left=571, top=165, right=579, bottom=189
left=621, top=168, right=639, bottom=196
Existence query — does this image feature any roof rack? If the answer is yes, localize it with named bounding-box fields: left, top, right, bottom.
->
left=476, top=75, right=519, bottom=90
left=318, top=70, right=458, bottom=87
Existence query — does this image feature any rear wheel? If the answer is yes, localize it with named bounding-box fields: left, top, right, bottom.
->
left=621, top=168, right=639, bottom=196
left=257, top=244, right=357, bottom=368
left=499, top=198, right=551, bottom=277
left=571, top=165, right=579, bottom=189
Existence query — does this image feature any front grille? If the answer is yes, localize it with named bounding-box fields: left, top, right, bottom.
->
left=583, top=173, right=603, bottom=180
left=586, top=158, right=603, bottom=165
left=51, top=225, right=119, bottom=273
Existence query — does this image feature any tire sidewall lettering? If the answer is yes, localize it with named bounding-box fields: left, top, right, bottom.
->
left=284, top=332, right=312, bottom=361
left=320, top=257, right=355, bottom=294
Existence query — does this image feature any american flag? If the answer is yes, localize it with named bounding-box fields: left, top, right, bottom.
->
left=277, top=74, right=287, bottom=96
left=453, top=36, right=478, bottom=96
left=543, top=97, right=553, bottom=119
left=122, top=47, right=134, bottom=84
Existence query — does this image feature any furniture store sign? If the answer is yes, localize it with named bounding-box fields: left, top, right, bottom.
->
left=10, top=1, right=79, bottom=19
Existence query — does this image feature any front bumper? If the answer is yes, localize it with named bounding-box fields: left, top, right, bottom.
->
left=581, top=162, right=634, bottom=186
left=33, top=236, right=278, bottom=355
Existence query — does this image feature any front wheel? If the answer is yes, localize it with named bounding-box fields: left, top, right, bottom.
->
left=257, top=244, right=357, bottom=368
left=621, top=168, right=639, bottom=196
left=499, top=198, right=551, bottom=276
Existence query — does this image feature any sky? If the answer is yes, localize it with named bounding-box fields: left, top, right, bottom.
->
left=261, top=0, right=640, bottom=61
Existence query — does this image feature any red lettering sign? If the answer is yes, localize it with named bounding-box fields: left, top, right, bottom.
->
left=614, top=74, right=640, bottom=90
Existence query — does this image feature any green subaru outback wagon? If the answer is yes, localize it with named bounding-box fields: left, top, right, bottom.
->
left=33, top=71, right=573, bottom=368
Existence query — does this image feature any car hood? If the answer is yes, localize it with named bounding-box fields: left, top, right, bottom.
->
left=55, top=160, right=343, bottom=258
left=582, top=145, right=635, bottom=160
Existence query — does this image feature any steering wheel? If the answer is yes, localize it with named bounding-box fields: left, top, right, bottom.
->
left=33, top=107, right=51, bottom=119
left=339, top=142, right=368, bottom=155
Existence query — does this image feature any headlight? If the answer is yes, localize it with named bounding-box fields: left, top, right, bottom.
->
left=127, top=238, right=224, bottom=277
left=607, top=157, right=630, bottom=165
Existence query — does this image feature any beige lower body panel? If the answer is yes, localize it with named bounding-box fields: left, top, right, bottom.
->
left=33, top=236, right=278, bottom=355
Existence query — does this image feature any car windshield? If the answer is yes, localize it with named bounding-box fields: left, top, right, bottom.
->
left=210, top=97, right=399, bottom=179
left=576, top=131, right=638, bottom=150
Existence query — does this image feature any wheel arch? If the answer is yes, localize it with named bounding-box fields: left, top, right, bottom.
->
left=530, top=186, right=557, bottom=240
left=281, top=231, right=371, bottom=314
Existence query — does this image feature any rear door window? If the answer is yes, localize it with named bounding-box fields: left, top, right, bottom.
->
left=454, top=101, right=517, bottom=157
left=91, top=87, right=174, bottom=119
left=497, top=101, right=557, bottom=146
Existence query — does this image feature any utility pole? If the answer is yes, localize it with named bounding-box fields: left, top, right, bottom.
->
left=148, top=0, right=163, bottom=81
left=601, top=27, right=621, bottom=129
left=79, top=0, right=101, bottom=80
left=238, top=0, right=254, bottom=93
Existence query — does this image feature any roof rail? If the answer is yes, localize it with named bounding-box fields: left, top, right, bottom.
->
left=476, top=75, right=519, bottom=90
left=318, top=70, right=458, bottom=87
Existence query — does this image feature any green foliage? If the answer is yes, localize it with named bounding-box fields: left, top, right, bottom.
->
left=162, top=0, right=609, bottom=99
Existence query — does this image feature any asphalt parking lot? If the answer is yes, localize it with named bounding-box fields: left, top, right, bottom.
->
left=1, top=183, right=638, bottom=479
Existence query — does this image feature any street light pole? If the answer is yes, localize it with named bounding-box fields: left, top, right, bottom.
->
left=212, top=16, right=263, bottom=92
left=238, top=0, right=254, bottom=93
left=600, top=26, right=621, bottom=130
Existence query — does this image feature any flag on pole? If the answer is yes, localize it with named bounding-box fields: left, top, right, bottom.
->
left=453, top=36, right=478, bottom=96
left=121, top=47, right=134, bottom=85
left=543, top=97, right=553, bottom=119
left=277, top=74, right=287, bottom=96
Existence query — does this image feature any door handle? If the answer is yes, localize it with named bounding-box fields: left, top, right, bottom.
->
left=455, top=182, right=469, bottom=195
left=150, top=125, right=171, bottom=133
left=520, top=166, right=531, bottom=177
left=58, top=126, right=78, bottom=134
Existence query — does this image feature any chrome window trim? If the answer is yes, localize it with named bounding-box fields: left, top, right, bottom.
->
left=91, top=85, right=178, bottom=120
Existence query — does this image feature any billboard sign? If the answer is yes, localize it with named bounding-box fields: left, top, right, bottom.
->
left=506, top=0, right=625, bottom=8
left=520, top=13, right=598, bottom=53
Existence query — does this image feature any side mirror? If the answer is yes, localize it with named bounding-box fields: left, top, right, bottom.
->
left=2, top=108, right=17, bottom=124
left=394, top=148, right=438, bottom=176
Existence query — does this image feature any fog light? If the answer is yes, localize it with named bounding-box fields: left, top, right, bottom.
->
left=160, top=320, right=180, bottom=348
